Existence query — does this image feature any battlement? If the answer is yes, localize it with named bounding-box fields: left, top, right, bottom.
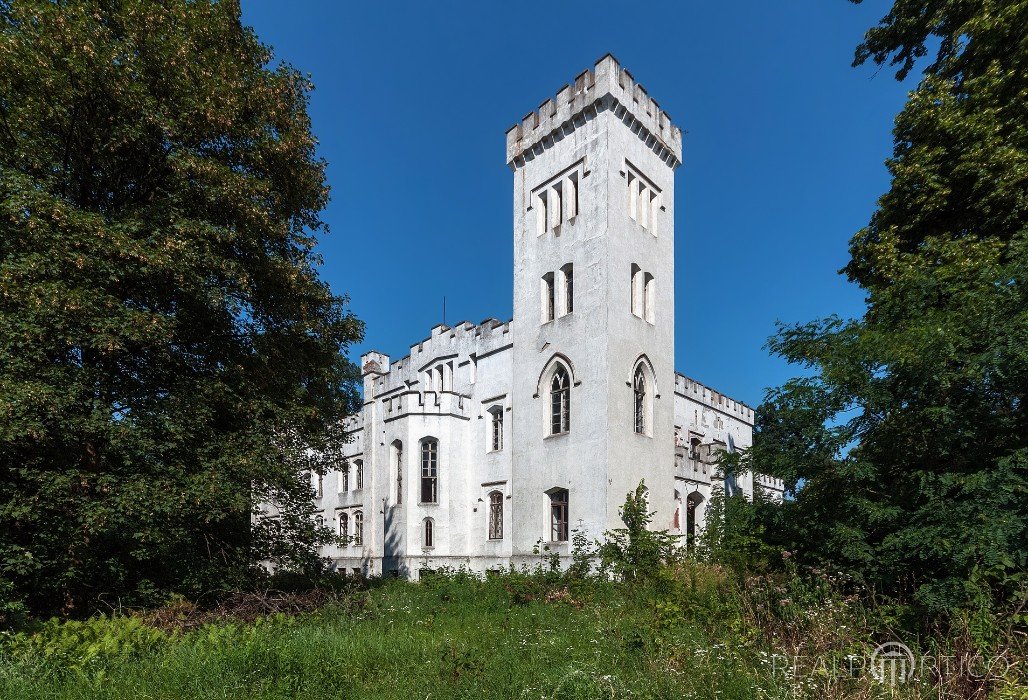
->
left=675, top=372, right=755, bottom=424
left=505, top=53, right=683, bottom=169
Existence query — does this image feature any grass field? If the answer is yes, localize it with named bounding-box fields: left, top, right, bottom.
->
left=0, top=567, right=1021, bottom=699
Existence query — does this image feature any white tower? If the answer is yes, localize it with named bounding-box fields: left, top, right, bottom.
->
left=507, top=55, right=683, bottom=558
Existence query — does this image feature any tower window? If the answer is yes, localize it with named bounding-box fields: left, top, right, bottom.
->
left=541, top=272, right=555, bottom=323
left=631, top=264, right=643, bottom=317
left=533, top=161, right=584, bottom=235
left=549, top=365, right=570, bottom=435
left=560, top=263, right=574, bottom=316
left=488, top=491, right=503, bottom=540
left=634, top=366, right=647, bottom=435
left=549, top=489, right=569, bottom=542
left=626, top=162, right=660, bottom=231
left=421, top=438, right=439, bottom=504
left=644, top=273, right=655, bottom=324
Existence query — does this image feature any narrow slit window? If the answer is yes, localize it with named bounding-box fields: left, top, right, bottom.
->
left=421, top=439, right=438, bottom=504
left=550, top=489, right=569, bottom=542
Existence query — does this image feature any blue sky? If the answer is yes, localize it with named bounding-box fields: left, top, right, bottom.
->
left=241, top=0, right=915, bottom=407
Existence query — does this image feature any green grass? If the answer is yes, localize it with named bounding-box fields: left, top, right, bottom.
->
left=0, top=569, right=1021, bottom=699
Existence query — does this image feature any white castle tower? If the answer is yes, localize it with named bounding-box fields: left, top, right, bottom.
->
left=259, top=55, right=782, bottom=578
left=507, top=54, right=681, bottom=551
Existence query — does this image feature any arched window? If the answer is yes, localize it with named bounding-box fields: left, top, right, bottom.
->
left=353, top=510, right=364, bottom=546
left=355, top=459, right=364, bottom=490
left=423, top=518, right=434, bottom=548
left=421, top=438, right=438, bottom=503
left=634, top=366, right=646, bottom=435
left=549, top=489, right=569, bottom=542
left=339, top=465, right=349, bottom=492
left=488, top=491, right=503, bottom=540
left=489, top=406, right=503, bottom=451
left=315, top=514, right=324, bottom=528
left=550, top=365, right=570, bottom=435
left=339, top=512, right=349, bottom=540
left=391, top=440, right=403, bottom=504
left=686, top=492, right=704, bottom=548
left=314, top=472, right=323, bottom=499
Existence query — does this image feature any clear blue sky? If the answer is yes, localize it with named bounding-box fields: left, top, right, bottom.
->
left=241, top=0, right=915, bottom=407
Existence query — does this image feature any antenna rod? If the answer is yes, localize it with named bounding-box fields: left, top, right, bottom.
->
left=443, top=296, right=446, bottom=326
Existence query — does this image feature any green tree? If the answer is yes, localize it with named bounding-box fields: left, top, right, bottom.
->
left=599, top=482, right=680, bottom=581
left=747, top=0, right=1028, bottom=615
left=0, top=0, right=362, bottom=617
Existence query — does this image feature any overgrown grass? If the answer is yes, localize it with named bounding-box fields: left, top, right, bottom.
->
left=0, top=564, right=1023, bottom=699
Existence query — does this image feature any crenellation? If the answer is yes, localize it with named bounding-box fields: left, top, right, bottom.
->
left=506, top=54, right=683, bottom=169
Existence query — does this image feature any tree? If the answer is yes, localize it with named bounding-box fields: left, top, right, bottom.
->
left=748, top=0, right=1028, bottom=614
left=0, top=0, right=362, bottom=617
left=599, top=482, right=680, bottom=581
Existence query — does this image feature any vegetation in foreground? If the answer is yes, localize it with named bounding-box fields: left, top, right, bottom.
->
left=0, top=489, right=1024, bottom=700
left=0, top=561, right=1024, bottom=700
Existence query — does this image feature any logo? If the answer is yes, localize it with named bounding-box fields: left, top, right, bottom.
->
left=870, top=641, right=915, bottom=686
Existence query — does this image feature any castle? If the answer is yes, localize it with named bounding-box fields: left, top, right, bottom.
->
left=273, top=55, right=783, bottom=577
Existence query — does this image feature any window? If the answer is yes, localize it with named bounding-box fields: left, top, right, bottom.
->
left=353, top=510, right=363, bottom=546
left=391, top=440, right=403, bottom=504
left=549, top=365, right=570, bottom=435
left=626, top=162, right=660, bottom=230
left=534, top=163, right=582, bottom=235
left=423, top=518, right=434, bottom=548
left=631, top=264, right=642, bottom=317
left=339, top=465, right=349, bottom=492
left=686, top=492, right=704, bottom=547
left=560, top=263, right=574, bottom=316
left=634, top=366, right=646, bottom=435
left=315, top=514, right=324, bottom=528
left=541, top=272, right=555, bottom=323
left=421, top=438, right=438, bottom=503
left=355, top=459, right=363, bottom=490
left=488, top=491, right=503, bottom=540
left=550, top=489, right=569, bottom=542
left=644, top=273, right=655, bottom=324
left=315, top=473, right=323, bottom=499
left=489, top=406, right=503, bottom=452
left=339, top=512, right=349, bottom=540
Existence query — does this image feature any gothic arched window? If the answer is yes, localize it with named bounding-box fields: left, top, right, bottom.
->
left=550, top=365, right=570, bottom=435
left=634, top=366, right=646, bottom=435
left=339, top=512, right=349, bottom=540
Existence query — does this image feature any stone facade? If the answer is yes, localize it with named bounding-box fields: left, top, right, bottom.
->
left=268, top=55, right=783, bottom=577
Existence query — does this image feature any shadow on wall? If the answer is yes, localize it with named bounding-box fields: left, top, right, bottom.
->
left=381, top=500, right=405, bottom=578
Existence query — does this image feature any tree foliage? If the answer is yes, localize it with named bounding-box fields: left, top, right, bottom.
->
left=748, top=0, right=1028, bottom=614
left=0, top=0, right=362, bottom=617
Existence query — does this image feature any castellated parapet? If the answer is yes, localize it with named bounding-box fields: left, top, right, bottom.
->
left=505, top=53, right=683, bottom=168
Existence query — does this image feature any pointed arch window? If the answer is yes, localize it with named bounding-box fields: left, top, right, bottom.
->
left=634, top=366, right=647, bottom=435
left=339, top=512, right=349, bottom=540
left=353, top=511, right=363, bottom=546
left=421, top=438, right=439, bottom=504
left=423, top=518, right=434, bottom=548
left=550, top=365, right=570, bottom=435
left=488, top=491, right=503, bottom=540
left=489, top=406, right=503, bottom=452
